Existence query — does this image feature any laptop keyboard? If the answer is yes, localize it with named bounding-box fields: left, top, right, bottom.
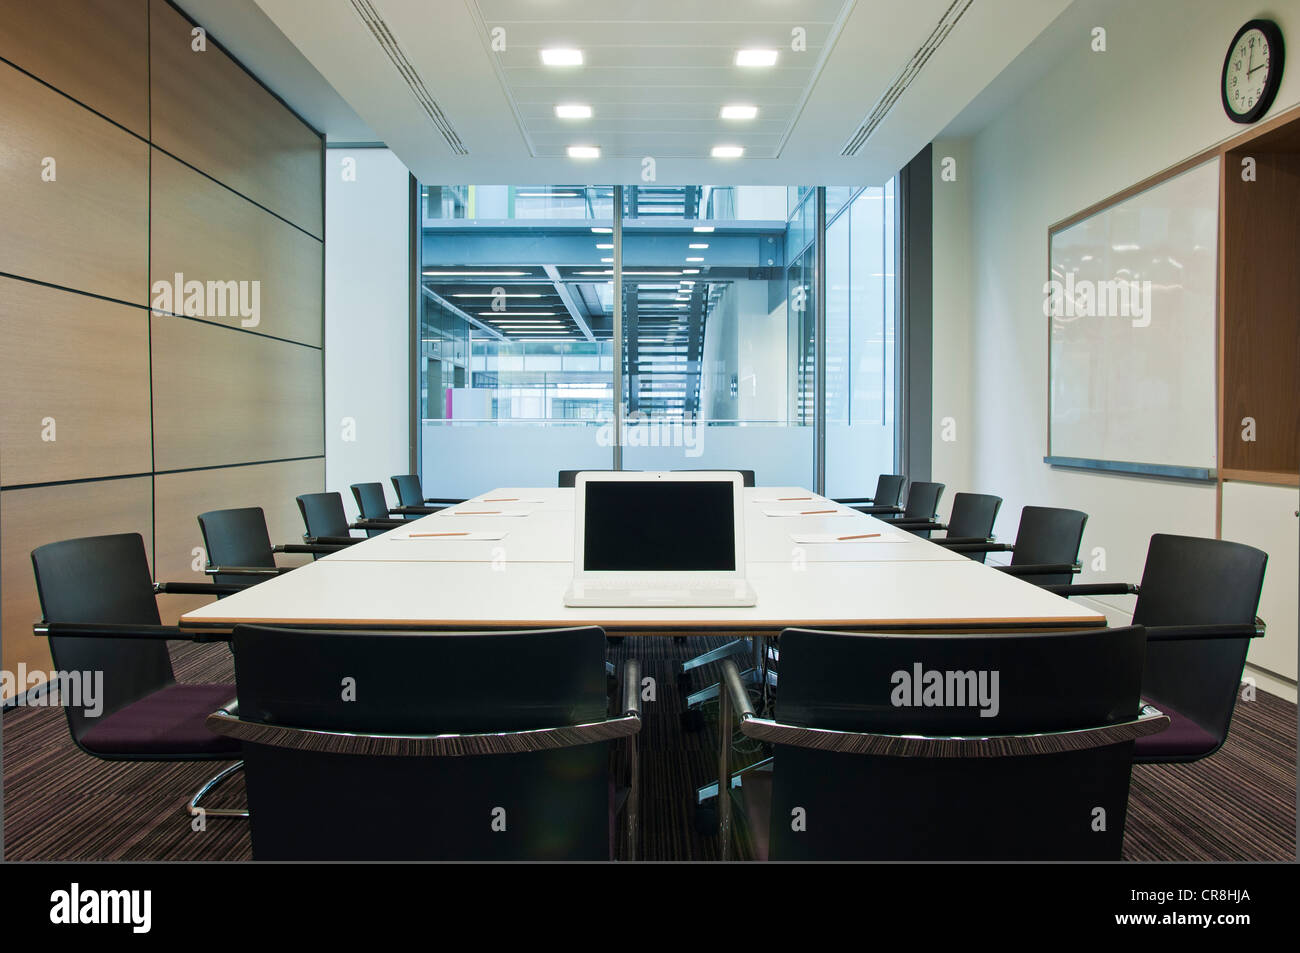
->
left=580, top=574, right=740, bottom=591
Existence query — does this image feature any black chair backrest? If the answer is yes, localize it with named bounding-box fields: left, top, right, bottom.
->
left=768, top=626, right=1147, bottom=860
left=296, top=492, right=351, bottom=540
left=673, top=469, right=756, bottom=487
left=197, top=507, right=276, bottom=587
left=30, top=534, right=175, bottom=745
left=558, top=469, right=620, bottom=488
left=390, top=474, right=424, bottom=507
left=350, top=483, right=393, bottom=537
left=1011, top=505, right=1088, bottom=586
left=874, top=474, right=907, bottom=507
left=901, top=480, right=944, bottom=519
left=229, top=624, right=610, bottom=860
left=1132, top=533, right=1267, bottom=754
left=945, top=493, right=1002, bottom=560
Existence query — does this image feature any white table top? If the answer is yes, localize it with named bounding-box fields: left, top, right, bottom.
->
left=181, top=487, right=1104, bottom=633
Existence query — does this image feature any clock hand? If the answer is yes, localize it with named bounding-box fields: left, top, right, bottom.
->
left=1248, top=62, right=1268, bottom=75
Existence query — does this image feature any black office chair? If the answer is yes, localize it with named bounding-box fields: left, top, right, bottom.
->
left=673, top=469, right=756, bottom=487
left=349, top=483, right=409, bottom=536
left=834, top=474, right=907, bottom=513
left=197, top=507, right=344, bottom=588
left=558, top=469, right=625, bottom=488
left=30, top=533, right=247, bottom=819
left=892, top=492, right=1002, bottom=556
left=714, top=626, right=1166, bottom=860
left=295, top=491, right=381, bottom=550
left=872, top=480, right=944, bottom=525
left=206, top=624, right=642, bottom=860
left=390, top=474, right=464, bottom=516
left=1047, top=534, right=1267, bottom=764
left=941, top=505, right=1087, bottom=586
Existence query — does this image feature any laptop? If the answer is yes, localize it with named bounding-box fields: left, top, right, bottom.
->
left=564, top=470, right=758, bottom=607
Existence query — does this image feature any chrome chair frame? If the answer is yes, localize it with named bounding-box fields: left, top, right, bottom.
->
left=207, top=659, right=644, bottom=859
left=713, top=658, right=1170, bottom=860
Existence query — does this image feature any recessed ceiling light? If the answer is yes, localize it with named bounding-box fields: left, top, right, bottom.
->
left=555, top=103, right=592, bottom=119
left=689, top=243, right=709, bottom=249
left=601, top=257, right=613, bottom=263
left=423, top=270, right=529, bottom=276
left=541, top=48, right=583, bottom=66
left=735, top=49, right=778, bottom=67
left=721, top=104, right=759, bottom=120
left=693, top=226, right=714, bottom=233
left=453, top=293, right=543, bottom=298
left=595, top=243, right=613, bottom=249
left=591, top=226, right=612, bottom=234
left=686, top=256, right=704, bottom=262
left=480, top=312, right=557, bottom=317
left=567, top=145, right=600, bottom=159
left=683, top=268, right=700, bottom=274
left=712, top=145, right=744, bottom=158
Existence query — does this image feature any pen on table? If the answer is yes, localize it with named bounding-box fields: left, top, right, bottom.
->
left=837, top=533, right=881, bottom=540
left=778, top=496, right=814, bottom=501
left=800, top=509, right=838, bottom=515
left=409, top=532, right=471, bottom=537
left=481, top=498, right=519, bottom=502
left=452, top=510, right=501, bottom=515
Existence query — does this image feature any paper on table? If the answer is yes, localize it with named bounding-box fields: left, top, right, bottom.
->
left=400, top=531, right=509, bottom=541
left=752, top=495, right=822, bottom=503
left=442, top=509, right=535, bottom=518
left=790, top=532, right=887, bottom=544
left=475, top=497, right=546, bottom=503
left=762, top=508, right=855, bottom=517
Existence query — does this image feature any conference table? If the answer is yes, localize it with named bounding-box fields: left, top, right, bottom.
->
left=180, top=487, right=1105, bottom=634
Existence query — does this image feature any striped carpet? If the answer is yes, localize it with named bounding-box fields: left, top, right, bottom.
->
left=3, top=635, right=1294, bottom=861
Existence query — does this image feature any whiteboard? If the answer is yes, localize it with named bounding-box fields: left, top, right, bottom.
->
left=1047, top=158, right=1219, bottom=477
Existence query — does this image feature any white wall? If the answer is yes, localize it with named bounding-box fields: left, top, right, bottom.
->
left=951, top=0, right=1300, bottom=694
left=325, top=148, right=411, bottom=520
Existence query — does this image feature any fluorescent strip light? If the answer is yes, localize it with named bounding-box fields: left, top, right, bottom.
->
left=735, top=49, right=778, bottom=67
left=555, top=103, right=593, bottom=119
left=541, top=48, right=583, bottom=66
left=689, top=243, right=709, bottom=249
left=601, top=257, right=613, bottom=263
left=567, top=145, right=600, bottom=159
left=517, top=191, right=579, bottom=197
left=480, top=312, right=556, bottom=317
left=721, top=104, right=758, bottom=119
left=595, top=243, right=613, bottom=249
left=686, top=257, right=704, bottom=262
left=453, top=293, right=542, bottom=298
left=693, top=226, right=714, bottom=233
left=683, top=268, right=700, bottom=274
left=591, top=226, right=612, bottom=233
left=712, top=145, right=744, bottom=158
left=424, top=270, right=529, bottom=276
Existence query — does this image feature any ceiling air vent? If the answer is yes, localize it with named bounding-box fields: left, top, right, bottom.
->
left=841, top=0, right=972, bottom=156
left=349, top=0, right=468, bottom=156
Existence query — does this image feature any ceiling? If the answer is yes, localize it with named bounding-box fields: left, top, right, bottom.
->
left=246, top=0, right=1077, bottom=185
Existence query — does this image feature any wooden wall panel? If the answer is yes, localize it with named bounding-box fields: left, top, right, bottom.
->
left=151, top=457, right=323, bottom=623
left=0, top=62, right=148, bottom=303
left=150, top=149, right=323, bottom=347
left=0, top=0, right=149, bottom=136
left=149, top=0, right=323, bottom=237
left=150, top=315, right=323, bottom=471
left=0, top=478, right=152, bottom=699
left=1221, top=150, right=1300, bottom=475
left=0, top=278, right=152, bottom=485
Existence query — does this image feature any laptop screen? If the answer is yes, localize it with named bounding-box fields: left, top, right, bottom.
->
left=583, top=480, right=736, bottom=572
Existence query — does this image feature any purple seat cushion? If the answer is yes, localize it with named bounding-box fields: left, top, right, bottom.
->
left=1134, top=697, right=1218, bottom=759
left=81, top=683, right=240, bottom=757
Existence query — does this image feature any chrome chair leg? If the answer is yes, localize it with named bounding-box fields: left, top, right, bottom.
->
left=186, top=761, right=249, bottom=818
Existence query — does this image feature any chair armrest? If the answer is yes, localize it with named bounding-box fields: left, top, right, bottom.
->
left=424, top=497, right=466, bottom=504
left=939, top=541, right=1013, bottom=553
left=391, top=505, right=443, bottom=516
left=1043, top=582, right=1139, bottom=597
left=1145, top=620, right=1265, bottom=642
left=351, top=519, right=404, bottom=531
left=304, top=535, right=363, bottom=546
left=853, top=504, right=904, bottom=515
left=35, top=621, right=229, bottom=643
left=937, top=535, right=995, bottom=546
left=153, top=581, right=245, bottom=596
left=832, top=497, right=875, bottom=504
left=995, top=563, right=1081, bottom=577
left=203, top=566, right=292, bottom=578
left=890, top=518, right=945, bottom=529
left=274, top=543, right=349, bottom=555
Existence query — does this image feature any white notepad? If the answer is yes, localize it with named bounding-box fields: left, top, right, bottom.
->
left=399, top=531, right=508, bottom=541
left=790, top=532, right=886, bottom=544
left=762, top=508, right=854, bottom=518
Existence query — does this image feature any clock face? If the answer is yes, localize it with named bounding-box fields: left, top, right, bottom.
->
left=1222, top=20, right=1285, bottom=123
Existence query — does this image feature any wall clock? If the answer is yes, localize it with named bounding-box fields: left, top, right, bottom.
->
left=1222, top=19, right=1285, bottom=124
